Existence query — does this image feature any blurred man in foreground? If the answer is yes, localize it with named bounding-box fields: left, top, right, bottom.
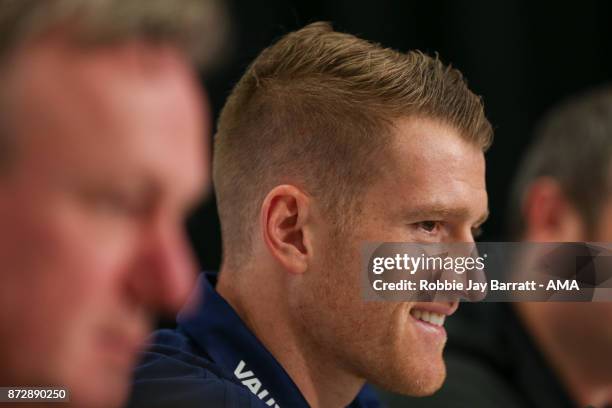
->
left=384, top=87, right=612, bottom=408
left=0, top=1, right=224, bottom=407
left=129, top=22, right=492, bottom=408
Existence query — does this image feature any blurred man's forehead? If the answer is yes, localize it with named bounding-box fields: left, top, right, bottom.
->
left=2, top=36, right=198, bottom=136
left=4, top=36, right=207, bottom=204
left=10, top=33, right=194, bottom=84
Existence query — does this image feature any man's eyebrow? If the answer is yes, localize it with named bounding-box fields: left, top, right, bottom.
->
left=402, top=204, right=489, bottom=224
left=402, top=205, right=458, bottom=221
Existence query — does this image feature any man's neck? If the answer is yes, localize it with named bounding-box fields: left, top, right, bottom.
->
left=515, top=303, right=612, bottom=408
left=217, top=268, right=364, bottom=408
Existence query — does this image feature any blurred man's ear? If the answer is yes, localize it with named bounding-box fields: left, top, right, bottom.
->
left=522, top=177, right=586, bottom=242
left=260, top=185, right=312, bottom=274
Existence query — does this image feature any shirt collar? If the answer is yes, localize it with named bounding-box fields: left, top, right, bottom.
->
left=177, top=272, right=310, bottom=408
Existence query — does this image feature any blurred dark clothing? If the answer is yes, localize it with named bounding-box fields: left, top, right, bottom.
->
left=378, top=303, right=574, bottom=408
left=128, top=272, right=382, bottom=408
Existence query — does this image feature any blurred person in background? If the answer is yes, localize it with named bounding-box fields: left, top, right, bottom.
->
left=381, top=86, right=612, bottom=408
left=0, top=1, right=226, bottom=407
left=129, top=22, right=492, bottom=408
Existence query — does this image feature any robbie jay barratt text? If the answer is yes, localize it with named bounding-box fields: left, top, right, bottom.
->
left=371, top=279, right=580, bottom=292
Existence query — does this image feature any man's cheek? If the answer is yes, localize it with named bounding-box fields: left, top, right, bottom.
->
left=345, top=304, right=389, bottom=345
left=33, top=218, right=123, bottom=323
left=55, top=209, right=138, bottom=277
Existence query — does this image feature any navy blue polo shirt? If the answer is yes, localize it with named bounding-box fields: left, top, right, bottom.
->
left=128, top=272, right=383, bottom=408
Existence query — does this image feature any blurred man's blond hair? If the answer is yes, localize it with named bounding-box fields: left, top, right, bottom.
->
left=0, top=0, right=227, bottom=171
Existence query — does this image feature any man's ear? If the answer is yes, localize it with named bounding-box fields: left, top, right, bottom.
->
left=523, top=177, right=585, bottom=241
left=260, top=185, right=312, bottom=274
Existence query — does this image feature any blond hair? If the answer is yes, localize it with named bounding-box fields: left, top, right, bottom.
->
left=214, top=22, right=492, bottom=268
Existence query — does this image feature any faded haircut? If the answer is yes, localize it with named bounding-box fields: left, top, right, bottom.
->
left=213, top=22, right=493, bottom=270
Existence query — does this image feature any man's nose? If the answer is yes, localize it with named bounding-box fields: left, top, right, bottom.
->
left=456, top=234, right=487, bottom=302
left=126, top=219, right=197, bottom=314
left=438, top=231, right=485, bottom=303
left=456, top=227, right=476, bottom=244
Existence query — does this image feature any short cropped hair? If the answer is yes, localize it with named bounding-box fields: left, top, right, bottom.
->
left=0, top=0, right=226, bottom=172
left=509, top=85, right=612, bottom=238
left=214, top=22, right=492, bottom=269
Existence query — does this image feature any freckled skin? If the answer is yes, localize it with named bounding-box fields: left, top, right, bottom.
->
left=294, top=117, right=488, bottom=396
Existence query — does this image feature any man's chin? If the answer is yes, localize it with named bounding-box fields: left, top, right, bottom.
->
left=375, top=359, right=447, bottom=397
left=410, top=371, right=446, bottom=397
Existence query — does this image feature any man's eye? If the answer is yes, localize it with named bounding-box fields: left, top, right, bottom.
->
left=85, top=190, right=144, bottom=216
left=417, top=221, right=439, bottom=233
left=94, top=193, right=134, bottom=214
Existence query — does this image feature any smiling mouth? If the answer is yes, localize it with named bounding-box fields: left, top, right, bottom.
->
left=410, top=309, right=446, bottom=327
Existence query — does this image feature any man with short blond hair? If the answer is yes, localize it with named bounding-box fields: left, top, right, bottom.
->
left=0, top=1, right=224, bottom=407
left=387, top=86, right=612, bottom=408
left=131, top=22, right=492, bottom=408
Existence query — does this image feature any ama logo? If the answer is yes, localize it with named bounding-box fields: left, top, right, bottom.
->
left=234, top=360, right=281, bottom=407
